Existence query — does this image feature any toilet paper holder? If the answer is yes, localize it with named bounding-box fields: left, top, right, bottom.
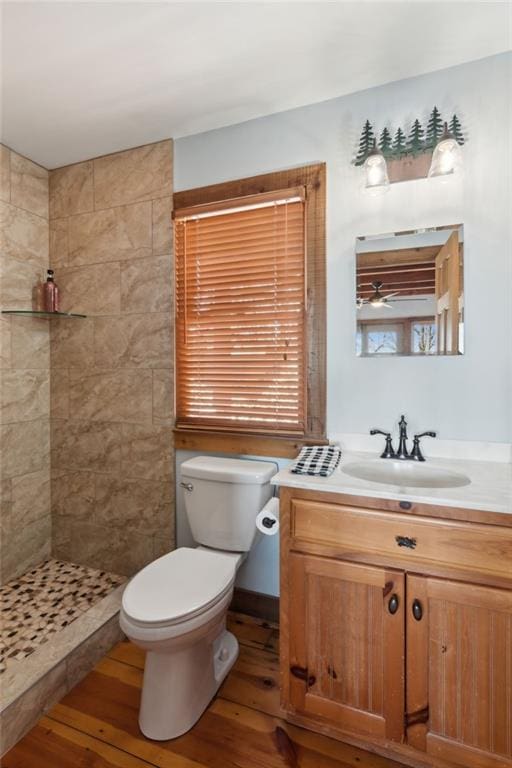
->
left=256, top=497, right=280, bottom=536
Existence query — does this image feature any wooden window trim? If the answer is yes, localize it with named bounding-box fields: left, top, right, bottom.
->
left=173, top=429, right=327, bottom=458
left=173, top=163, right=326, bottom=455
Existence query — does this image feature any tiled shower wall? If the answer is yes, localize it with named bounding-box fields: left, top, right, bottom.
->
left=0, top=145, right=51, bottom=584
left=49, top=140, right=175, bottom=576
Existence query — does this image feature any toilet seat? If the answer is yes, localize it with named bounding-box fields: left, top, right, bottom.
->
left=122, top=547, right=238, bottom=628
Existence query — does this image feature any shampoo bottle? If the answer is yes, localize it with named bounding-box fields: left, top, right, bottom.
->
left=43, top=269, right=60, bottom=312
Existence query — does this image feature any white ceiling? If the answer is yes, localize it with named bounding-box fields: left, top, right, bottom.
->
left=2, top=1, right=511, bottom=169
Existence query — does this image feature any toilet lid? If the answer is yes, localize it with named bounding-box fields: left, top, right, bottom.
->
left=122, top=547, right=237, bottom=626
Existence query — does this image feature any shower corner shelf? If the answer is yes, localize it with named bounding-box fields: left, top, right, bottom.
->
left=1, top=309, right=87, bottom=319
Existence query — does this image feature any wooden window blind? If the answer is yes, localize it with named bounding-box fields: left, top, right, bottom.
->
left=174, top=188, right=307, bottom=435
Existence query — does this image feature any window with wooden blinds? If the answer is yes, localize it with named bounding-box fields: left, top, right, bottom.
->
left=175, top=189, right=306, bottom=435
left=173, top=163, right=326, bottom=450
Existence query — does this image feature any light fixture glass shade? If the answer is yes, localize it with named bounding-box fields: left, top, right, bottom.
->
left=429, top=123, right=462, bottom=178
left=364, top=144, right=390, bottom=194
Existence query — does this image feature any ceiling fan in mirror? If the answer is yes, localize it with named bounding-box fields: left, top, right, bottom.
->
left=356, top=280, right=429, bottom=310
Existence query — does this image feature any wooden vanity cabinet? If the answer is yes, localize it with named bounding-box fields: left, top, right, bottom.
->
left=279, top=487, right=512, bottom=768
left=287, top=553, right=405, bottom=741
left=406, top=575, right=512, bottom=768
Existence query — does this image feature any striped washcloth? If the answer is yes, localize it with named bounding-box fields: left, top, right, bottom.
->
left=290, top=445, right=342, bottom=477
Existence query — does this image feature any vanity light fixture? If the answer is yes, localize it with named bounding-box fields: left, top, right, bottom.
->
left=363, top=141, right=390, bottom=194
left=428, top=121, right=463, bottom=178
left=354, top=110, right=465, bottom=184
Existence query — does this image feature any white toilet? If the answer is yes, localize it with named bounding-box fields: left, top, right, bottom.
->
left=119, top=456, right=276, bottom=740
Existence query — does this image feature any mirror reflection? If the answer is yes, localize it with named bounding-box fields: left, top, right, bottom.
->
left=355, top=225, right=464, bottom=357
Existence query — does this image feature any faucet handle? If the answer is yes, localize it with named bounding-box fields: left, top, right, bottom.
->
left=411, top=431, right=437, bottom=461
left=370, top=429, right=396, bottom=459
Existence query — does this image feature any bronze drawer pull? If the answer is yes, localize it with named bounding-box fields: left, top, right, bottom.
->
left=395, top=535, right=417, bottom=549
left=388, top=594, right=400, bottom=614
left=412, top=599, right=423, bottom=621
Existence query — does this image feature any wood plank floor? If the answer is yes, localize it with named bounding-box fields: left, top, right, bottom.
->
left=3, top=612, right=407, bottom=768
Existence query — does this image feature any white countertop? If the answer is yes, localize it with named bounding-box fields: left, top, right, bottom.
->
left=272, top=451, right=512, bottom=515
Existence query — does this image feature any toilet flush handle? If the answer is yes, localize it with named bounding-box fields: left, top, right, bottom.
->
left=180, top=482, right=194, bottom=492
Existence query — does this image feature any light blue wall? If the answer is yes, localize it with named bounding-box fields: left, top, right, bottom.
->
left=174, top=53, right=512, bottom=595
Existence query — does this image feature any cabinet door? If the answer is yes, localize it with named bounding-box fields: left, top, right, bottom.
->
left=284, top=553, right=405, bottom=741
left=406, top=575, right=512, bottom=768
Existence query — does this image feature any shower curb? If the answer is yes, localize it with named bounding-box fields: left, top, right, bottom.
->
left=0, top=584, right=126, bottom=755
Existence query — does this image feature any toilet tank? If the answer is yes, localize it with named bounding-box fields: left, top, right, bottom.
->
left=180, top=456, right=277, bottom=552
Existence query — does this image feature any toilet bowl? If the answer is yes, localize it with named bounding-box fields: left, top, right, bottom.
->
left=120, top=546, right=242, bottom=740
left=120, top=455, right=276, bottom=741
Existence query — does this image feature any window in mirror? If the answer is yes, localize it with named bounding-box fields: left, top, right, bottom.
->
left=357, top=322, right=403, bottom=355
left=355, top=225, right=463, bottom=357
left=411, top=319, right=436, bottom=355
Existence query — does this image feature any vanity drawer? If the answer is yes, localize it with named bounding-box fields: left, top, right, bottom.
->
left=290, top=499, right=512, bottom=582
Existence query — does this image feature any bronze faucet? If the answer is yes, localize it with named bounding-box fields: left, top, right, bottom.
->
left=370, top=415, right=437, bottom=461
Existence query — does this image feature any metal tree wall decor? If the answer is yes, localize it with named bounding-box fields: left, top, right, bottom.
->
left=354, top=107, right=465, bottom=182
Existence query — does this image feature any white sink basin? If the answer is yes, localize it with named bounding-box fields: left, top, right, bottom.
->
left=341, top=459, right=471, bottom=489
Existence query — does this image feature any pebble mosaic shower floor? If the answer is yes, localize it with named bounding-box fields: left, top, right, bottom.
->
left=0, top=559, right=125, bottom=674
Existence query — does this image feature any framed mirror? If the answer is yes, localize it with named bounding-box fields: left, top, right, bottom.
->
left=355, top=225, right=464, bottom=357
